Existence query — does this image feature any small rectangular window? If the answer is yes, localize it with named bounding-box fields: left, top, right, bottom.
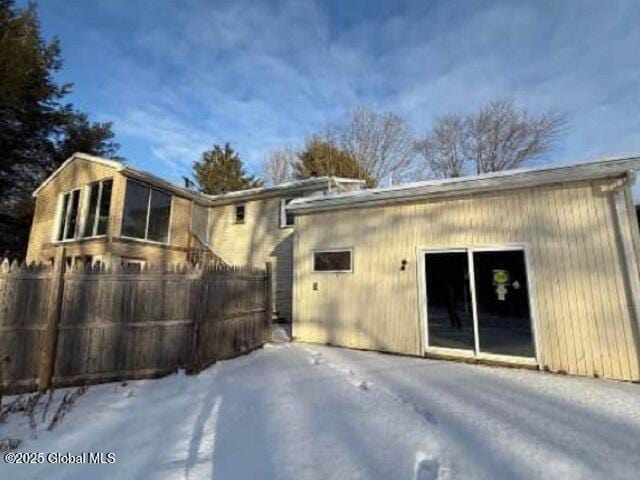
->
left=235, top=204, right=245, bottom=224
left=280, top=198, right=295, bottom=227
left=313, top=249, right=352, bottom=272
left=121, top=257, right=145, bottom=272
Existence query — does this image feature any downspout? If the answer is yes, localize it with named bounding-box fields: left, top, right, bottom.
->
left=612, top=171, right=640, bottom=365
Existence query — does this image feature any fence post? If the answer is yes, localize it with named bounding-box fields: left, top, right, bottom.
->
left=188, top=268, right=206, bottom=374
left=264, top=262, right=273, bottom=343
left=38, top=247, right=65, bottom=391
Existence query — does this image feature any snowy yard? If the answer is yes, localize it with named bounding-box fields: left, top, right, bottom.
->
left=1, top=337, right=640, bottom=480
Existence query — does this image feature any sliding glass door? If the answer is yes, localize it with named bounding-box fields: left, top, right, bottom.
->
left=424, top=247, right=535, bottom=360
left=425, top=252, right=475, bottom=351
left=473, top=250, right=535, bottom=357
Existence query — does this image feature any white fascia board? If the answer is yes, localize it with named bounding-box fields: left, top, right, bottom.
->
left=288, top=156, right=640, bottom=214
left=32, top=153, right=124, bottom=197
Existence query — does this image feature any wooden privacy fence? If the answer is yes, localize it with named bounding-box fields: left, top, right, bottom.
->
left=0, top=249, right=272, bottom=394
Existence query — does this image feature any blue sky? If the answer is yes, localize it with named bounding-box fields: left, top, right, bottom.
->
left=26, top=0, right=640, bottom=183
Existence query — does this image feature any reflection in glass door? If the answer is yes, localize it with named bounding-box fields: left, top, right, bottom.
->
left=425, top=252, right=475, bottom=351
left=424, top=247, right=535, bottom=360
left=473, top=250, right=535, bottom=357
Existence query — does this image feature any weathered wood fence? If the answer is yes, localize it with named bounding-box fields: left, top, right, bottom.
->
left=0, top=249, right=272, bottom=394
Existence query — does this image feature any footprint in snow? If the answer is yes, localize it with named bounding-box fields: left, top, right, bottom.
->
left=415, top=453, right=442, bottom=480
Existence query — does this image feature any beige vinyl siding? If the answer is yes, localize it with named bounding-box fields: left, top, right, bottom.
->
left=27, top=159, right=193, bottom=267
left=208, top=196, right=296, bottom=321
left=293, top=178, right=640, bottom=381
left=27, top=158, right=120, bottom=263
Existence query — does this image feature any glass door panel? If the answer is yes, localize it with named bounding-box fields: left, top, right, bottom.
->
left=425, top=252, right=475, bottom=351
left=472, top=250, right=535, bottom=358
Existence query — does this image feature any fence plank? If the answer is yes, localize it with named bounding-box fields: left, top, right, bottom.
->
left=0, top=260, right=269, bottom=394
left=37, top=247, right=65, bottom=391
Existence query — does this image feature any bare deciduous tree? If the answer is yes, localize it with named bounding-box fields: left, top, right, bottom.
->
left=416, top=100, right=566, bottom=178
left=262, top=147, right=296, bottom=185
left=331, top=107, right=416, bottom=186
left=414, top=114, right=468, bottom=179
left=469, top=100, right=566, bottom=174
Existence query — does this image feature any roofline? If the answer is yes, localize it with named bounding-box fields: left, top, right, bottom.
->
left=202, top=177, right=366, bottom=206
left=33, top=152, right=366, bottom=204
left=32, top=153, right=124, bottom=197
left=288, top=155, right=640, bottom=214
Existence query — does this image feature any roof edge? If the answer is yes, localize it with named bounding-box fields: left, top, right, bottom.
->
left=32, top=152, right=124, bottom=197
left=289, top=155, right=640, bottom=214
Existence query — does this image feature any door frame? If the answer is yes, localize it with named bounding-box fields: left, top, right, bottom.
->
left=417, top=244, right=539, bottom=366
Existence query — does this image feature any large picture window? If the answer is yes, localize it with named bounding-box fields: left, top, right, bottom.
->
left=57, top=189, right=81, bottom=241
left=82, top=179, right=112, bottom=238
left=313, top=249, right=353, bottom=272
left=121, top=180, right=172, bottom=243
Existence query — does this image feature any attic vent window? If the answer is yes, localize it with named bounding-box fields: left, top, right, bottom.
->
left=235, top=204, right=245, bottom=224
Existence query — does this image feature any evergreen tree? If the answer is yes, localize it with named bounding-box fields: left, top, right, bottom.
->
left=0, top=0, right=120, bottom=258
left=193, top=143, right=263, bottom=195
left=294, top=136, right=375, bottom=187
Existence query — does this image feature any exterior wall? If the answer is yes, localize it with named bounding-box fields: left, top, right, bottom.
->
left=26, top=158, right=120, bottom=263
left=293, top=179, right=640, bottom=381
left=208, top=195, right=297, bottom=321
left=27, top=158, right=192, bottom=266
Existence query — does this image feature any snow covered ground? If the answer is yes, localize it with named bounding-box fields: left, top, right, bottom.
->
left=1, top=336, right=640, bottom=480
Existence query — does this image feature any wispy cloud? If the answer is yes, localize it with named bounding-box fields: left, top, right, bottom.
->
left=35, top=0, right=640, bottom=181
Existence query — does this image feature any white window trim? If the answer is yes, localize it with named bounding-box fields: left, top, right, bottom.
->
left=81, top=179, right=112, bottom=239
left=121, top=179, right=172, bottom=245
left=416, top=243, right=539, bottom=364
left=234, top=203, right=246, bottom=224
left=53, top=187, right=82, bottom=242
left=280, top=198, right=295, bottom=228
left=121, top=258, right=146, bottom=267
left=311, top=248, right=354, bottom=273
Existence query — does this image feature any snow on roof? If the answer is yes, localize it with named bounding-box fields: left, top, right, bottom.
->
left=289, top=154, right=640, bottom=213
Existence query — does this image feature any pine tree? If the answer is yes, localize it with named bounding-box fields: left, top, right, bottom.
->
left=293, top=136, right=375, bottom=187
left=193, top=143, right=263, bottom=195
left=0, top=0, right=120, bottom=258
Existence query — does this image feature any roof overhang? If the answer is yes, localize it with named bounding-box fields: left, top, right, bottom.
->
left=288, top=156, right=640, bottom=214
left=32, top=153, right=124, bottom=197
left=203, top=177, right=365, bottom=206
left=33, top=152, right=366, bottom=205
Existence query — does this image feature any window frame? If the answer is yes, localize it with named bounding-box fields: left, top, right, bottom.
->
left=234, top=203, right=246, bottom=224
left=120, top=257, right=146, bottom=272
left=120, top=179, right=173, bottom=245
left=280, top=198, right=296, bottom=228
left=81, top=179, right=113, bottom=239
left=54, top=187, right=82, bottom=242
left=311, top=248, right=354, bottom=273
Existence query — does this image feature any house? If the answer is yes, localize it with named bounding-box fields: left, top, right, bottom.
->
left=25, top=152, right=365, bottom=321
left=26, top=152, right=640, bottom=382
left=288, top=156, right=640, bottom=382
